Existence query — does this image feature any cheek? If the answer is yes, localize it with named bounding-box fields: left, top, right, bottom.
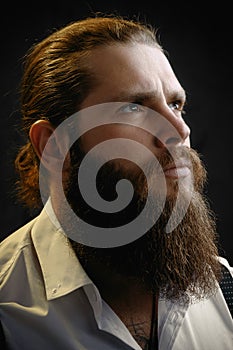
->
left=79, top=125, right=153, bottom=152
left=79, top=125, right=156, bottom=178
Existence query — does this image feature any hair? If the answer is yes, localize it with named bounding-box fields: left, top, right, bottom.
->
left=14, top=15, right=161, bottom=209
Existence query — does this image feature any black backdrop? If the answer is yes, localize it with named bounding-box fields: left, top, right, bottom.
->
left=0, top=1, right=232, bottom=264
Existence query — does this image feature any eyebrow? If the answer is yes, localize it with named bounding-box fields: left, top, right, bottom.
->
left=108, top=89, right=187, bottom=104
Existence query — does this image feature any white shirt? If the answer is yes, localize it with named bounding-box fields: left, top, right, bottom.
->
left=0, top=201, right=233, bottom=350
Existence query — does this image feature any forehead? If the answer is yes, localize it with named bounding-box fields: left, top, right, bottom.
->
left=83, top=43, right=184, bottom=105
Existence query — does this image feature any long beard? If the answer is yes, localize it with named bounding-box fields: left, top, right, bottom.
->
left=60, top=145, right=221, bottom=303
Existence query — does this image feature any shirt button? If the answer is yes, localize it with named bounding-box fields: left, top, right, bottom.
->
left=52, top=288, right=57, bottom=294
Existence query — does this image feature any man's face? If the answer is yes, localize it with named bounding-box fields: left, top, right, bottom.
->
left=78, top=43, right=191, bottom=194
left=59, top=43, right=220, bottom=301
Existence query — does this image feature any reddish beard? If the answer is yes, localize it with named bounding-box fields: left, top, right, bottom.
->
left=62, top=145, right=221, bottom=302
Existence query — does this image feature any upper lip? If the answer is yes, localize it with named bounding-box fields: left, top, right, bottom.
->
left=163, top=159, right=191, bottom=172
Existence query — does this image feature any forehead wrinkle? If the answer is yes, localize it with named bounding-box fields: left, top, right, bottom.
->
left=108, top=90, right=159, bottom=103
left=81, top=44, right=186, bottom=107
left=161, top=77, right=186, bottom=102
left=107, top=87, right=186, bottom=105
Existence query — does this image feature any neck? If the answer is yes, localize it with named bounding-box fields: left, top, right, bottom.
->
left=81, top=256, right=152, bottom=303
left=78, top=256, right=158, bottom=350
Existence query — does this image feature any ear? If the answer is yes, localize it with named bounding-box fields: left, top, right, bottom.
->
left=29, top=120, right=70, bottom=174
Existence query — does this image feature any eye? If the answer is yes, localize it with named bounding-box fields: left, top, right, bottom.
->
left=118, top=103, right=145, bottom=114
left=168, top=101, right=186, bottom=115
left=168, top=101, right=181, bottom=110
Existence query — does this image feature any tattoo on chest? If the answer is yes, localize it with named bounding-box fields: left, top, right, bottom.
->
left=127, top=321, right=150, bottom=350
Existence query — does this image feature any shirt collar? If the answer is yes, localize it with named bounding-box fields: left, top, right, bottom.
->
left=30, top=200, right=146, bottom=350
left=31, top=199, right=92, bottom=300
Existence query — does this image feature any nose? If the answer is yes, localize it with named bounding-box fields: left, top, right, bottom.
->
left=151, top=109, right=190, bottom=148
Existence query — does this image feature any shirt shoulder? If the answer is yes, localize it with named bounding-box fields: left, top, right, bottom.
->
left=0, top=216, right=38, bottom=284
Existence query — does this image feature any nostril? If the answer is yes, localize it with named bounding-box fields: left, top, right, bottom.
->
left=153, top=136, right=181, bottom=148
left=154, top=136, right=181, bottom=148
left=152, top=114, right=189, bottom=148
left=165, top=136, right=181, bottom=146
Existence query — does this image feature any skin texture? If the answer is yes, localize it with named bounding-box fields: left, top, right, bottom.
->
left=79, top=44, right=190, bottom=150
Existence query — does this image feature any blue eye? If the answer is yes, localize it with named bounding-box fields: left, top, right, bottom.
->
left=168, top=101, right=180, bottom=110
left=118, top=103, right=144, bottom=113
left=168, top=101, right=186, bottom=115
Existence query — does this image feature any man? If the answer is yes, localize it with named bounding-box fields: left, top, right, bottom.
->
left=0, top=15, right=232, bottom=350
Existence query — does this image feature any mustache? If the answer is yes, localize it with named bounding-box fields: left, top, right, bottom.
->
left=149, top=145, right=193, bottom=171
left=123, top=145, right=205, bottom=192
left=147, top=146, right=206, bottom=186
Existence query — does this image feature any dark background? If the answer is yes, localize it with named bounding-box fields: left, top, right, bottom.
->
left=0, top=1, right=232, bottom=264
